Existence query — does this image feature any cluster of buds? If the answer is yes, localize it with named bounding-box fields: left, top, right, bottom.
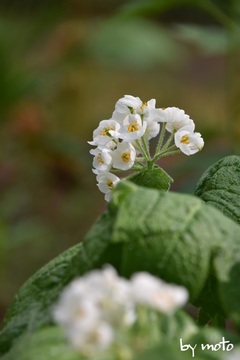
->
left=89, top=95, right=204, bottom=201
left=53, top=266, right=188, bottom=356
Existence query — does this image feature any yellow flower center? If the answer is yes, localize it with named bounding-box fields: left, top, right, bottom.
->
left=127, top=121, right=139, bottom=132
left=107, top=179, right=114, bottom=190
left=121, top=152, right=131, bottom=162
left=97, top=154, right=104, bottom=164
left=100, top=126, right=114, bottom=137
left=180, top=135, right=190, bottom=145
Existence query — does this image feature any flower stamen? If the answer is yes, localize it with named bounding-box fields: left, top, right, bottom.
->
left=180, top=135, right=190, bottom=145
left=107, top=179, right=114, bottom=190
left=121, top=152, right=131, bottom=163
left=100, top=127, right=114, bottom=137
left=97, top=154, right=104, bottom=164
left=128, top=122, right=139, bottom=133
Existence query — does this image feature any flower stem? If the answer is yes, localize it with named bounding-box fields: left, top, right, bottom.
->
left=155, top=122, right=166, bottom=154
left=142, top=135, right=151, bottom=159
left=161, top=132, right=175, bottom=152
left=159, top=149, right=182, bottom=158
left=135, top=139, right=149, bottom=160
left=160, top=143, right=178, bottom=154
left=151, top=145, right=180, bottom=163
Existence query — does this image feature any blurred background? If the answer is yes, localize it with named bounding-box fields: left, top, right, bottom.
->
left=0, top=0, right=239, bottom=322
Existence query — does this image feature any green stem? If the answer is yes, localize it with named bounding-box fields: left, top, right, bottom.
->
left=111, top=169, right=125, bottom=173
left=152, top=144, right=178, bottom=163
left=159, top=149, right=182, bottom=158
left=156, top=122, right=166, bottom=153
left=161, top=132, right=175, bottom=152
left=133, top=160, right=146, bottom=169
left=142, top=135, right=151, bottom=159
left=160, top=143, right=177, bottom=154
left=135, top=139, right=149, bottom=160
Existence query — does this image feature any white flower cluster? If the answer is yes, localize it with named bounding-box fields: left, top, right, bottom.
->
left=53, top=266, right=188, bottom=356
left=89, top=95, right=204, bottom=201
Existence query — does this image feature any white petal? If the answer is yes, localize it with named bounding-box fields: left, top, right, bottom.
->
left=119, top=114, right=147, bottom=142
left=145, top=119, right=160, bottom=139
left=130, top=272, right=188, bottom=314
left=112, top=142, right=136, bottom=170
left=90, top=120, right=120, bottom=146
left=115, top=95, right=142, bottom=113
left=97, top=172, right=120, bottom=196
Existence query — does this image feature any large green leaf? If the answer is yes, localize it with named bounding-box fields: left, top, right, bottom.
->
left=194, top=155, right=240, bottom=224
left=213, top=239, right=240, bottom=326
left=1, top=181, right=240, bottom=357
left=111, top=182, right=239, bottom=302
left=89, top=18, right=183, bottom=69
left=0, top=211, right=121, bottom=356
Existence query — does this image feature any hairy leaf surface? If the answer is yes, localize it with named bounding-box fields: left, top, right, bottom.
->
left=195, top=155, right=240, bottom=224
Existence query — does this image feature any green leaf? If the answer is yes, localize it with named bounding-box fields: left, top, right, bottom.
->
left=2, top=327, right=81, bottom=360
left=176, top=24, right=228, bottom=55
left=89, top=18, right=184, bottom=69
left=194, top=155, right=240, bottom=224
left=213, top=238, right=240, bottom=326
left=0, top=211, right=121, bottom=356
left=1, top=180, right=240, bottom=357
left=112, top=182, right=239, bottom=301
left=127, top=167, right=173, bottom=191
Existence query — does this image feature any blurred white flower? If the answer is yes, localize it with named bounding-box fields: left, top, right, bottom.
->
left=112, top=142, right=136, bottom=170
left=174, top=126, right=204, bottom=155
left=84, top=266, right=135, bottom=327
left=53, top=266, right=135, bottom=355
left=225, top=349, right=239, bottom=360
left=69, top=321, right=114, bottom=355
left=96, top=172, right=120, bottom=201
left=130, top=272, right=188, bottom=314
left=88, top=119, right=120, bottom=146
left=54, top=266, right=189, bottom=356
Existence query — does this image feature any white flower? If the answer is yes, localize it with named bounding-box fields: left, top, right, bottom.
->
left=174, top=126, right=204, bottom=155
left=145, top=119, right=160, bottom=140
left=138, top=99, right=160, bottom=140
left=153, top=107, right=194, bottom=133
left=114, top=95, right=142, bottom=116
left=113, top=95, right=154, bottom=121
left=53, top=281, right=99, bottom=331
left=118, top=114, right=147, bottom=142
left=69, top=321, right=114, bottom=354
left=90, top=148, right=113, bottom=174
left=87, top=266, right=135, bottom=327
left=112, top=142, right=136, bottom=170
left=88, top=120, right=120, bottom=146
left=112, top=96, right=160, bottom=140
left=96, top=172, right=120, bottom=201
left=53, top=266, right=134, bottom=355
left=130, top=272, right=188, bottom=314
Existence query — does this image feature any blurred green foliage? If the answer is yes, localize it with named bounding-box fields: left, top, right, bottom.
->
left=0, top=0, right=239, bottom=322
